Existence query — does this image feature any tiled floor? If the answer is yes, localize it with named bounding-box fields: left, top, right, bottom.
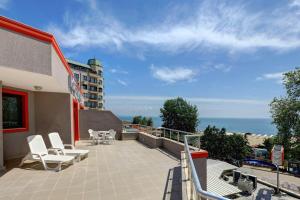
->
left=0, top=140, right=181, bottom=200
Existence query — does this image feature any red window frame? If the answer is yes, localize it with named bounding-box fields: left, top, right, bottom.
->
left=2, top=88, right=29, bottom=133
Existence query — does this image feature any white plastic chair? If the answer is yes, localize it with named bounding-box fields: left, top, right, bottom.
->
left=107, top=129, right=116, bottom=144
left=88, top=129, right=99, bottom=144
left=19, top=135, right=75, bottom=171
left=48, top=132, right=89, bottom=161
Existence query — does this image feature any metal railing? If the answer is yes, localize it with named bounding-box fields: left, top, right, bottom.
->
left=184, top=135, right=230, bottom=200
left=123, top=124, right=201, bottom=147
left=123, top=123, right=230, bottom=199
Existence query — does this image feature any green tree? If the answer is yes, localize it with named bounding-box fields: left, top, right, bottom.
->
left=147, top=117, right=153, bottom=127
left=200, top=126, right=226, bottom=159
left=160, top=97, right=199, bottom=132
left=132, top=116, right=142, bottom=124
left=270, top=68, right=300, bottom=160
left=263, top=137, right=274, bottom=154
left=201, top=126, right=251, bottom=161
left=141, top=117, right=147, bottom=126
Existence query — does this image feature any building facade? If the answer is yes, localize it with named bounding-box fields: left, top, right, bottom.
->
left=0, top=16, right=84, bottom=168
left=67, top=59, right=104, bottom=110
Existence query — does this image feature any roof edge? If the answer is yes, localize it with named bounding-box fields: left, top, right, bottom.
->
left=0, top=16, right=73, bottom=76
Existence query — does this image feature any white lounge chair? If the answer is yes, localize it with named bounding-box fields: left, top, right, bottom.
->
left=20, top=135, right=75, bottom=171
left=48, top=132, right=89, bottom=161
left=107, top=129, right=116, bottom=144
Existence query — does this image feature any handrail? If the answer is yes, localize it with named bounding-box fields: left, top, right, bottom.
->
left=184, top=135, right=230, bottom=200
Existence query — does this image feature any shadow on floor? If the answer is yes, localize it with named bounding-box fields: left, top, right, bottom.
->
left=163, top=166, right=182, bottom=200
left=0, top=158, right=73, bottom=177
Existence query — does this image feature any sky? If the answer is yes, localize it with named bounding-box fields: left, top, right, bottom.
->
left=1, top=0, right=300, bottom=118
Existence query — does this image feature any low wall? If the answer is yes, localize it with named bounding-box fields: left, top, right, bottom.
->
left=122, top=132, right=138, bottom=140
left=136, top=132, right=189, bottom=159
left=137, top=132, right=162, bottom=148
left=162, top=138, right=185, bottom=159
left=79, top=110, right=122, bottom=140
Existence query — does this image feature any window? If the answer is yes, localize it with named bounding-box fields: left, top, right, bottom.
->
left=89, top=86, right=97, bottom=91
left=74, top=73, right=79, bottom=82
left=98, top=70, right=102, bottom=76
left=2, top=88, right=29, bottom=133
left=89, top=77, right=97, bottom=83
left=83, top=75, right=88, bottom=81
left=82, top=84, right=87, bottom=90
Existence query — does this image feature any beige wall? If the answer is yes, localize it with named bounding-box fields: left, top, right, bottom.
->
left=0, top=81, right=3, bottom=169
left=0, top=28, right=51, bottom=75
left=3, top=88, right=36, bottom=159
left=79, top=110, right=122, bottom=140
left=122, top=132, right=138, bottom=140
left=35, top=92, right=73, bottom=146
left=162, top=138, right=185, bottom=159
left=137, top=132, right=162, bottom=148
left=2, top=88, right=74, bottom=160
left=51, top=46, right=69, bottom=92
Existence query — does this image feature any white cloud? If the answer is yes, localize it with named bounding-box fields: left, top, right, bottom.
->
left=213, top=64, right=232, bottom=72
left=48, top=1, right=300, bottom=54
left=150, top=65, right=197, bottom=83
left=0, top=0, right=9, bottom=9
left=256, top=72, right=285, bottom=83
left=290, top=0, right=300, bottom=7
left=110, top=68, right=128, bottom=74
left=202, top=63, right=232, bottom=73
left=117, top=79, right=128, bottom=86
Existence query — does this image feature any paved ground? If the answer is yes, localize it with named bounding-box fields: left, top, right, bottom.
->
left=0, top=140, right=181, bottom=200
left=239, top=166, right=300, bottom=194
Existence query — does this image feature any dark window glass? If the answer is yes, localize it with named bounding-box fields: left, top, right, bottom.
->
left=74, top=73, right=79, bottom=82
left=3, top=93, right=23, bottom=129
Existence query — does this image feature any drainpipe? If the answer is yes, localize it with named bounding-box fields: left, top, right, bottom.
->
left=191, top=150, right=209, bottom=199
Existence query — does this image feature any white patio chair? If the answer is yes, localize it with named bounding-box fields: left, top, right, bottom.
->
left=19, top=135, right=75, bottom=171
left=107, top=129, right=116, bottom=144
left=48, top=132, right=89, bottom=161
left=88, top=129, right=100, bottom=144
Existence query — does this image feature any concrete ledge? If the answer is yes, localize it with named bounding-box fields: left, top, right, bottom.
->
left=137, top=132, right=162, bottom=148
left=122, top=132, right=138, bottom=140
left=163, top=138, right=185, bottom=159
left=137, top=132, right=198, bottom=159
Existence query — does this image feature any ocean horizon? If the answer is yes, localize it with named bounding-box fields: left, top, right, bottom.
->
left=119, top=116, right=277, bottom=135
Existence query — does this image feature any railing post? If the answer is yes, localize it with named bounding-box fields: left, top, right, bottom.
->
left=177, top=131, right=179, bottom=142
left=163, top=129, right=165, bottom=138
left=191, top=150, right=208, bottom=194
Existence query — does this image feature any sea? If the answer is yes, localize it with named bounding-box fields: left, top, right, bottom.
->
left=119, top=116, right=277, bottom=135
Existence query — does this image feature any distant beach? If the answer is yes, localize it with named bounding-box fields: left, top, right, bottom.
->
left=119, top=116, right=277, bottom=135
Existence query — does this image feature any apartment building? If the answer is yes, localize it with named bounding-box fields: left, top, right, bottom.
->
left=67, top=58, right=104, bottom=110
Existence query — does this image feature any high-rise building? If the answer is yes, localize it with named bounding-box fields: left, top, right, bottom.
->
left=67, top=58, right=104, bottom=110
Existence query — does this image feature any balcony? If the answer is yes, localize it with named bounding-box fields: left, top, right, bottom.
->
left=0, top=138, right=181, bottom=200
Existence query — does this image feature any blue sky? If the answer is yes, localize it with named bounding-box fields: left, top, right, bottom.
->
left=1, top=0, right=300, bottom=118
